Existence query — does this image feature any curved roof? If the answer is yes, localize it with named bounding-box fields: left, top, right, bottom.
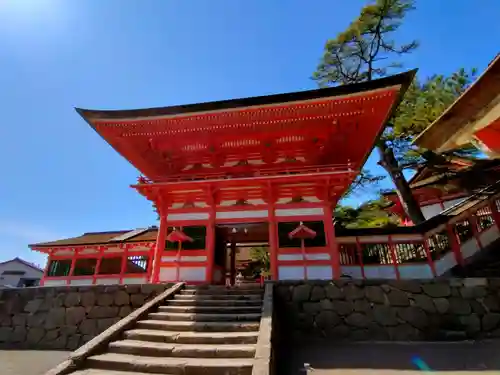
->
left=76, top=70, right=416, bottom=121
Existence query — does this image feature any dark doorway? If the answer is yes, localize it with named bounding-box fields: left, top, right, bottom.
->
left=213, top=223, right=269, bottom=285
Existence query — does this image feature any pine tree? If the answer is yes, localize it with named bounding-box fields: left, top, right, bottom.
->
left=314, top=0, right=477, bottom=224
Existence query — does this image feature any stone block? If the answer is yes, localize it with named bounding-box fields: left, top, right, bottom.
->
left=81, top=291, right=96, bottom=307
left=45, top=307, right=66, bottom=330
left=292, top=284, right=311, bottom=303
left=64, top=292, right=81, bottom=307
left=345, top=312, right=370, bottom=328
left=325, top=284, right=343, bottom=300
left=87, top=306, right=119, bottom=319
left=412, top=294, right=436, bottom=313
left=66, top=306, right=86, bottom=326
left=26, top=327, right=45, bottom=345
left=387, top=289, right=410, bottom=306
left=373, top=305, right=398, bottom=326
left=96, top=293, right=114, bottom=307
left=397, top=306, right=428, bottom=330
left=344, top=285, right=364, bottom=300
left=310, top=286, right=326, bottom=301
left=130, top=294, right=146, bottom=307
left=422, top=283, right=451, bottom=298
left=79, top=319, right=97, bottom=335
left=365, top=286, right=385, bottom=304
left=114, top=290, right=130, bottom=306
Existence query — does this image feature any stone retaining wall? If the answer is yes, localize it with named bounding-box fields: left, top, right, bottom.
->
left=274, top=279, right=500, bottom=341
left=0, top=284, right=172, bottom=350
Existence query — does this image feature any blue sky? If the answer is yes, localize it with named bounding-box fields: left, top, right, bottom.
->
left=1, top=0, right=499, bottom=266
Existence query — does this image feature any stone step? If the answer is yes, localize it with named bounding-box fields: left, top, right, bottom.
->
left=180, top=289, right=263, bottom=296
left=185, top=284, right=262, bottom=290
left=167, top=298, right=262, bottom=307
left=174, top=294, right=262, bottom=301
left=158, top=305, right=262, bottom=314
left=136, top=319, right=260, bottom=332
left=86, top=353, right=253, bottom=375
left=109, top=339, right=255, bottom=358
left=72, top=369, right=165, bottom=375
left=148, top=312, right=261, bottom=322
left=124, top=329, right=259, bottom=345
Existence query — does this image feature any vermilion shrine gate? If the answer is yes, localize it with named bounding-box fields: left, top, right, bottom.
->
left=30, top=71, right=435, bottom=285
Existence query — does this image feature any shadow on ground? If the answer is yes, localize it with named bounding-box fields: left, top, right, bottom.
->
left=276, top=340, right=500, bottom=374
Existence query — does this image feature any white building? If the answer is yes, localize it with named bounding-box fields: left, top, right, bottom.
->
left=0, top=258, right=43, bottom=288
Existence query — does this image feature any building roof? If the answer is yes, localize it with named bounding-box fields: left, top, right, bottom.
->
left=415, top=53, right=500, bottom=151
left=0, top=257, right=44, bottom=273
left=76, top=70, right=416, bottom=184
left=29, top=228, right=159, bottom=248
left=76, top=70, right=415, bottom=121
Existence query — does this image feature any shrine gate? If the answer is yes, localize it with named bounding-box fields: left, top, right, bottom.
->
left=31, top=71, right=416, bottom=284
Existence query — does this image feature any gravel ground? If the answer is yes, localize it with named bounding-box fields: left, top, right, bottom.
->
left=277, top=340, right=500, bottom=375
left=0, top=350, right=70, bottom=375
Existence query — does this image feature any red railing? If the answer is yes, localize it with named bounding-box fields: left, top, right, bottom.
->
left=336, top=182, right=500, bottom=279
left=136, top=163, right=355, bottom=184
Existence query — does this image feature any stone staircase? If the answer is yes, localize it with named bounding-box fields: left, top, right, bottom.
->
left=72, top=284, right=264, bottom=375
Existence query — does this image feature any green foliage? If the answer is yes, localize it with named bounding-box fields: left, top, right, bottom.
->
left=313, top=0, right=479, bottom=224
left=313, top=0, right=418, bottom=86
left=249, top=246, right=270, bottom=273
left=335, top=197, right=400, bottom=229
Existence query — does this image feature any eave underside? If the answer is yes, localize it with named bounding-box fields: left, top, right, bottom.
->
left=415, top=54, right=500, bottom=151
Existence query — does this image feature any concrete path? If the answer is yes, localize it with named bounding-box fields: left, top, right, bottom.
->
left=278, top=340, right=500, bottom=374
left=0, top=350, right=70, bottom=375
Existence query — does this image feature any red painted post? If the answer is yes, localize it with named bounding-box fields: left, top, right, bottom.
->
left=267, top=183, right=279, bottom=281
left=447, top=223, right=464, bottom=266
left=355, top=237, right=365, bottom=279
left=93, top=247, right=103, bottom=285
left=468, top=211, right=483, bottom=250
left=119, top=246, right=128, bottom=284
left=324, top=202, right=340, bottom=279
left=205, top=187, right=216, bottom=284
left=68, top=249, right=77, bottom=285
left=387, top=236, right=400, bottom=280
left=422, top=237, right=437, bottom=277
left=151, top=215, right=167, bottom=283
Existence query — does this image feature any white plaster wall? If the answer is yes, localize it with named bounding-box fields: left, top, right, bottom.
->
left=179, top=266, right=206, bottom=281
left=434, top=252, right=457, bottom=276
left=43, top=279, right=67, bottom=287
left=306, top=266, right=332, bottom=280
left=278, top=266, right=304, bottom=280
left=398, top=264, right=433, bottom=279
left=69, top=279, right=93, bottom=286
left=340, top=266, right=363, bottom=279
left=0, top=260, right=43, bottom=287
left=275, top=207, right=324, bottom=217
left=167, top=213, right=209, bottom=221
left=122, top=277, right=148, bottom=284
left=363, top=266, right=397, bottom=279
left=95, top=278, right=120, bottom=285
left=158, top=267, right=177, bottom=282
left=216, top=210, right=268, bottom=219
left=421, top=203, right=442, bottom=220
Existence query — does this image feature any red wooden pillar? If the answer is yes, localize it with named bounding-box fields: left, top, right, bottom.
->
left=268, top=183, right=279, bottom=281
left=469, top=211, right=483, bottom=249
left=152, top=215, right=167, bottom=283
left=206, top=187, right=216, bottom=284
left=68, top=249, right=77, bottom=285
left=422, top=237, right=437, bottom=277
left=355, top=238, right=365, bottom=279
left=324, top=202, right=340, bottom=279
left=447, top=223, right=464, bottom=266
left=387, top=236, right=400, bottom=280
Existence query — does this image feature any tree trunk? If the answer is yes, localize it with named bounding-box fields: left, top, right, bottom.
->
left=377, top=142, right=426, bottom=224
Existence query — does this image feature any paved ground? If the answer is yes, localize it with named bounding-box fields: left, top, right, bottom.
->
left=0, top=350, right=70, bottom=375
left=277, top=340, right=500, bottom=375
